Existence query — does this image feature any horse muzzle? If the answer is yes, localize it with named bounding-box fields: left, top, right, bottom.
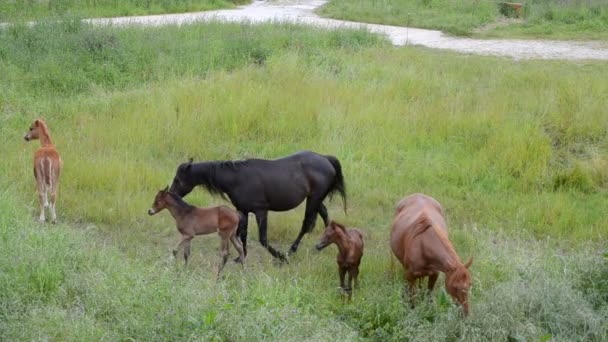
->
left=148, top=208, right=156, bottom=216
left=315, top=242, right=328, bottom=251
left=24, top=135, right=30, bottom=141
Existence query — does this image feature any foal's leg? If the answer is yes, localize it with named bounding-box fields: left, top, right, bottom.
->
left=217, top=238, right=230, bottom=278
left=49, top=181, right=58, bottom=224
left=174, top=236, right=193, bottom=267
left=38, top=183, right=48, bottom=223
left=339, top=266, right=346, bottom=289
left=352, top=266, right=360, bottom=290
left=229, top=232, right=245, bottom=264
left=289, top=196, right=319, bottom=254
left=183, top=238, right=193, bottom=267
left=255, top=210, right=286, bottom=261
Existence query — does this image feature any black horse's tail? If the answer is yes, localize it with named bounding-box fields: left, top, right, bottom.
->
left=325, top=155, right=347, bottom=214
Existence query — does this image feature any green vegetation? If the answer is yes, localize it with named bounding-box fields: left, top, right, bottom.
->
left=1, top=21, right=607, bottom=340
left=319, top=0, right=608, bottom=39
left=0, top=0, right=250, bottom=21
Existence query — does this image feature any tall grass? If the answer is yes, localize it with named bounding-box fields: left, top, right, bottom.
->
left=0, top=21, right=607, bottom=340
left=0, top=0, right=250, bottom=21
left=319, top=0, right=608, bottom=39
left=2, top=21, right=606, bottom=240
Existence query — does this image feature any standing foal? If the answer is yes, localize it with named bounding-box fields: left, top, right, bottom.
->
left=315, top=220, right=364, bottom=299
left=148, top=186, right=245, bottom=276
left=24, top=119, right=62, bottom=223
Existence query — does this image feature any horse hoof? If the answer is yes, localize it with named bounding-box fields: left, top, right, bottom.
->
left=233, top=256, right=244, bottom=263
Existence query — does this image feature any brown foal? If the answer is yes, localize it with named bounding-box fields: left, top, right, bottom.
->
left=24, top=119, right=62, bottom=223
left=315, top=220, right=364, bottom=299
left=148, top=186, right=245, bottom=276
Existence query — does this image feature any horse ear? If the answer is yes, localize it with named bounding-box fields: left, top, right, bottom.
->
left=185, top=158, right=193, bottom=170
left=332, top=221, right=346, bottom=231
left=465, top=256, right=473, bottom=269
left=34, top=119, right=41, bottom=126
left=163, top=185, right=169, bottom=192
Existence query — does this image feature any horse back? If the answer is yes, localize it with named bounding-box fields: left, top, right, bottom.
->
left=391, top=194, right=447, bottom=266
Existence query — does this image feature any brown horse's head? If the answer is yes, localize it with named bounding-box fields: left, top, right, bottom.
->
left=315, top=220, right=345, bottom=251
left=24, top=118, right=46, bottom=142
left=446, top=257, right=473, bottom=316
left=148, top=186, right=171, bottom=215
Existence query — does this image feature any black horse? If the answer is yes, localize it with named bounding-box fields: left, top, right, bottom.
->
left=169, top=151, right=346, bottom=261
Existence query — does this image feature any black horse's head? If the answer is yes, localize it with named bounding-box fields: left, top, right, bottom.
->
left=169, top=158, right=195, bottom=197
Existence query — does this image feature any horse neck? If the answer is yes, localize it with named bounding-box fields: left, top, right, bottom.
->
left=198, top=162, right=235, bottom=191
left=334, top=229, right=353, bottom=256
left=427, top=225, right=462, bottom=273
left=38, top=124, right=53, bottom=147
left=164, top=195, right=193, bottom=222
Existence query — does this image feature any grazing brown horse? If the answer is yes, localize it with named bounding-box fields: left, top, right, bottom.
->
left=24, top=119, right=62, bottom=223
left=390, top=193, right=472, bottom=316
left=148, top=186, right=245, bottom=276
left=315, top=220, right=364, bottom=299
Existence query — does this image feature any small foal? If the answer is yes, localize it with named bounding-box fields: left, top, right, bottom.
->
left=148, top=186, right=245, bottom=276
left=24, top=119, right=62, bottom=223
left=316, top=220, right=364, bottom=299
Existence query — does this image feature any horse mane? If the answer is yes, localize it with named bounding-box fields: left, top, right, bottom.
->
left=35, top=119, right=53, bottom=146
left=411, top=215, right=434, bottom=238
left=412, top=213, right=459, bottom=261
left=217, top=160, right=248, bottom=170
left=195, top=160, right=248, bottom=199
left=167, top=191, right=195, bottom=210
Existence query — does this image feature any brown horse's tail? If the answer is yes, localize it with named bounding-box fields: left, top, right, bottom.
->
left=325, top=155, right=347, bottom=214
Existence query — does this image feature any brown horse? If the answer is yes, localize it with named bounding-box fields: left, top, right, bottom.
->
left=315, top=220, right=364, bottom=299
left=148, top=186, right=245, bottom=276
left=24, top=119, right=62, bottom=223
left=390, top=193, right=472, bottom=316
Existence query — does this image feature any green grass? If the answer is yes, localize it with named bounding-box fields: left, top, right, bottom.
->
left=318, top=0, right=497, bottom=36
left=319, top=0, right=608, bottom=39
left=484, top=0, right=608, bottom=39
left=0, top=0, right=250, bottom=22
left=0, top=21, right=607, bottom=340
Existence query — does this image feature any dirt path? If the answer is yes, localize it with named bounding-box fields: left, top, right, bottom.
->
left=86, top=0, right=608, bottom=61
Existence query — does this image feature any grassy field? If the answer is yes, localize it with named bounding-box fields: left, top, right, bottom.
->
left=319, top=0, right=608, bottom=39
left=0, top=0, right=250, bottom=21
left=1, top=21, right=607, bottom=340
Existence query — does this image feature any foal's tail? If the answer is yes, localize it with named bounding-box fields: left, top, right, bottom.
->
left=325, top=155, right=347, bottom=214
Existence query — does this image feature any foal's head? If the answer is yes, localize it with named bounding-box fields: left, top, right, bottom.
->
left=169, top=158, right=195, bottom=197
left=446, top=257, right=473, bottom=316
left=315, top=220, right=346, bottom=251
left=24, top=118, right=47, bottom=142
left=148, top=186, right=172, bottom=215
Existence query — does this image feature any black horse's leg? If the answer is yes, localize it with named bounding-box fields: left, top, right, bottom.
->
left=254, top=210, right=286, bottom=261
left=236, top=211, right=249, bottom=259
left=289, top=197, right=320, bottom=254
left=318, top=203, right=329, bottom=227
